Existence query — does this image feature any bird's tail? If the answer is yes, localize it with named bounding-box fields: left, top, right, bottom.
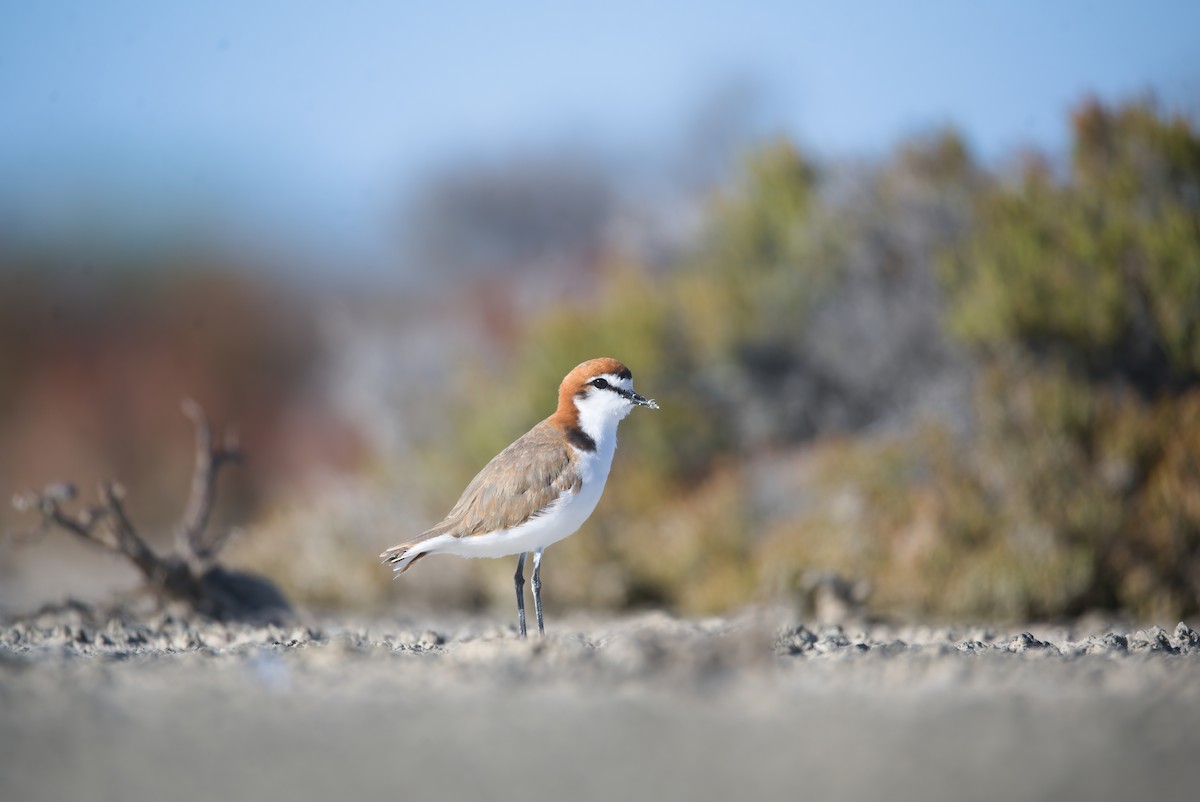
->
left=379, top=536, right=435, bottom=575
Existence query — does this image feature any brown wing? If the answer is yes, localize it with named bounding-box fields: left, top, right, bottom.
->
left=415, top=419, right=581, bottom=543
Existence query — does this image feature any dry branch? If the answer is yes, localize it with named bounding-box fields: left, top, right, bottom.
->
left=176, top=398, right=244, bottom=566
left=9, top=400, right=288, bottom=622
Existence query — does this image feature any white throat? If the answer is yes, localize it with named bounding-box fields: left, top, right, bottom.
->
left=572, top=374, right=635, bottom=454
left=569, top=387, right=627, bottom=521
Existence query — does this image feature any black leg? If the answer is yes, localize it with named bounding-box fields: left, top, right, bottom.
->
left=514, top=552, right=527, bottom=639
left=532, top=549, right=545, bottom=636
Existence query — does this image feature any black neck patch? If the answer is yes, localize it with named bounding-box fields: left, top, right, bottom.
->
left=565, top=425, right=597, bottom=453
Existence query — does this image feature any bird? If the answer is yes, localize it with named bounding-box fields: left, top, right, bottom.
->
left=380, top=357, right=658, bottom=637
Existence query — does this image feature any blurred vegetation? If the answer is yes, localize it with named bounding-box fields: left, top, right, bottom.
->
left=930, top=100, right=1200, bottom=619
left=428, top=98, right=1200, bottom=621
left=8, top=97, right=1198, bottom=624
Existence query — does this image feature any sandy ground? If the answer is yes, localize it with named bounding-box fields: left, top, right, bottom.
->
left=2, top=603, right=1199, bottom=802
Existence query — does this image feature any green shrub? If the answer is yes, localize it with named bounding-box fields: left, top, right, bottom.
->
left=380, top=99, right=1200, bottom=621
left=933, top=99, right=1200, bottom=618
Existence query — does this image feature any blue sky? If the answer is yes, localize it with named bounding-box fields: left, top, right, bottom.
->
left=1, top=1, right=1197, bottom=267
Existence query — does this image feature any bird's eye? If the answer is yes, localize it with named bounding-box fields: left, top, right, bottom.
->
left=591, top=378, right=609, bottom=389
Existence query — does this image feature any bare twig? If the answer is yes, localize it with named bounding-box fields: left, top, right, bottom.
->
left=9, top=399, right=288, bottom=621
left=176, top=398, right=244, bottom=566
left=13, top=483, right=116, bottom=552
left=13, top=479, right=173, bottom=573
left=98, top=481, right=165, bottom=581
left=9, top=401, right=238, bottom=582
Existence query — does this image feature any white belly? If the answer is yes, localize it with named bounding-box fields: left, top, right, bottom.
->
left=416, top=440, right=614, bottom=559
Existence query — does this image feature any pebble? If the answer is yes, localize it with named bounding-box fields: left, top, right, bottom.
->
left=1, top=601, right=1198, bottom=668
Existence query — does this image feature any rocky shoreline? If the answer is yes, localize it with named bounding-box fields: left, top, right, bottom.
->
left=3, top=599, right=1198, bottom=665
left=3, top=603, right=1199, bottom=802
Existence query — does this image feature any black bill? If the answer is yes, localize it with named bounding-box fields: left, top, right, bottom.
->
left=616, top=387, right=660, bottom=409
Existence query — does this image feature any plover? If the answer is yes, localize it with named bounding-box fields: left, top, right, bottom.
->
left=381, top=357, right=658, bottom=637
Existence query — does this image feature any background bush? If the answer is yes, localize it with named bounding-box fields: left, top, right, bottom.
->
left=9, top=98, right=1198, bottom=623
left=419, top=99, right=1200, bottom=621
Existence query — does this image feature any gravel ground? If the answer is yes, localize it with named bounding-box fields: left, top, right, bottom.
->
left=2, top=602, right=1199, bottom=802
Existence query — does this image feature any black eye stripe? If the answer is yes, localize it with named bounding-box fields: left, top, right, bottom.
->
left=581, top=375, right=637, bottom=396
